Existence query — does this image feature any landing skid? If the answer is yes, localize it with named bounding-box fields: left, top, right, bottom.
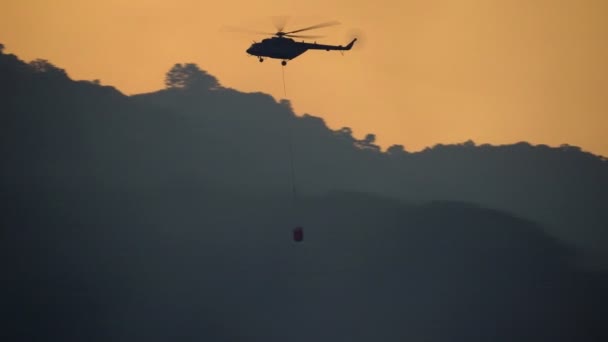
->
left=256, top=57, right=287, bottom=66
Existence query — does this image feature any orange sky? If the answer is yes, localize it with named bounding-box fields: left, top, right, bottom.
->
left=2, top=0, right=607, bottom=156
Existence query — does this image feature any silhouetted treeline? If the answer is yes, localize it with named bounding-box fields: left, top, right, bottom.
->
left=2, top=45, right=607, bottom=341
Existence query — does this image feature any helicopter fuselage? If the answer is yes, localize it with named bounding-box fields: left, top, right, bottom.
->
left=246, top=37, right=357, bottom=63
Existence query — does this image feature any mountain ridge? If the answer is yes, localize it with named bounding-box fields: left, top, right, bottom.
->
left=2, top=46, right=607, bottom=267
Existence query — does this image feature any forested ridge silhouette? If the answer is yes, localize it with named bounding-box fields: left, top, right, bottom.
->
left=2, top=45, right=607, bottom=341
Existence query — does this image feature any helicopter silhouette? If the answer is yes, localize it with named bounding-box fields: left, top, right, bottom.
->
left=226, top=20, right=357, bottom=65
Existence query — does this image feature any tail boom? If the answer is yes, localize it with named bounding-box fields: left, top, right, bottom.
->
left=304, top=38, right=357, bottom=51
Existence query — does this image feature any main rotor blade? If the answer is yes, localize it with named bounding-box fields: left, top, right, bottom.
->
left=285, top=34, right=326, bottom=39
left=284, top=21, right=341, bottom=34
left=220, top=26, right=275, bottom=35
left=271, top=15, right=290, bottom=32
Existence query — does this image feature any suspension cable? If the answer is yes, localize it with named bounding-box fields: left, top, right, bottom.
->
left=282, top=65, right=298, bottom=208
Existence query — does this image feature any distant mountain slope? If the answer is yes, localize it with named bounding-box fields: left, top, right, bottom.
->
left=1, top=47, right=607, bottom=267
left=3, top=186, right=607, bottom=341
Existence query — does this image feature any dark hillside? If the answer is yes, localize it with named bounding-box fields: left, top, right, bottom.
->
left=1, top=45, right=607, bottom=341
left=2, top=47, right=607, bottom=261
left=3, top=187, right=607, bottom=341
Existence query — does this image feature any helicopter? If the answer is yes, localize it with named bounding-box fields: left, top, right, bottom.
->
left=226, top=20, right=357, bottom=65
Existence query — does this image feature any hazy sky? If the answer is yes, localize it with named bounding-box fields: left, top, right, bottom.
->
left=2, top=0, right=607, bottom=156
